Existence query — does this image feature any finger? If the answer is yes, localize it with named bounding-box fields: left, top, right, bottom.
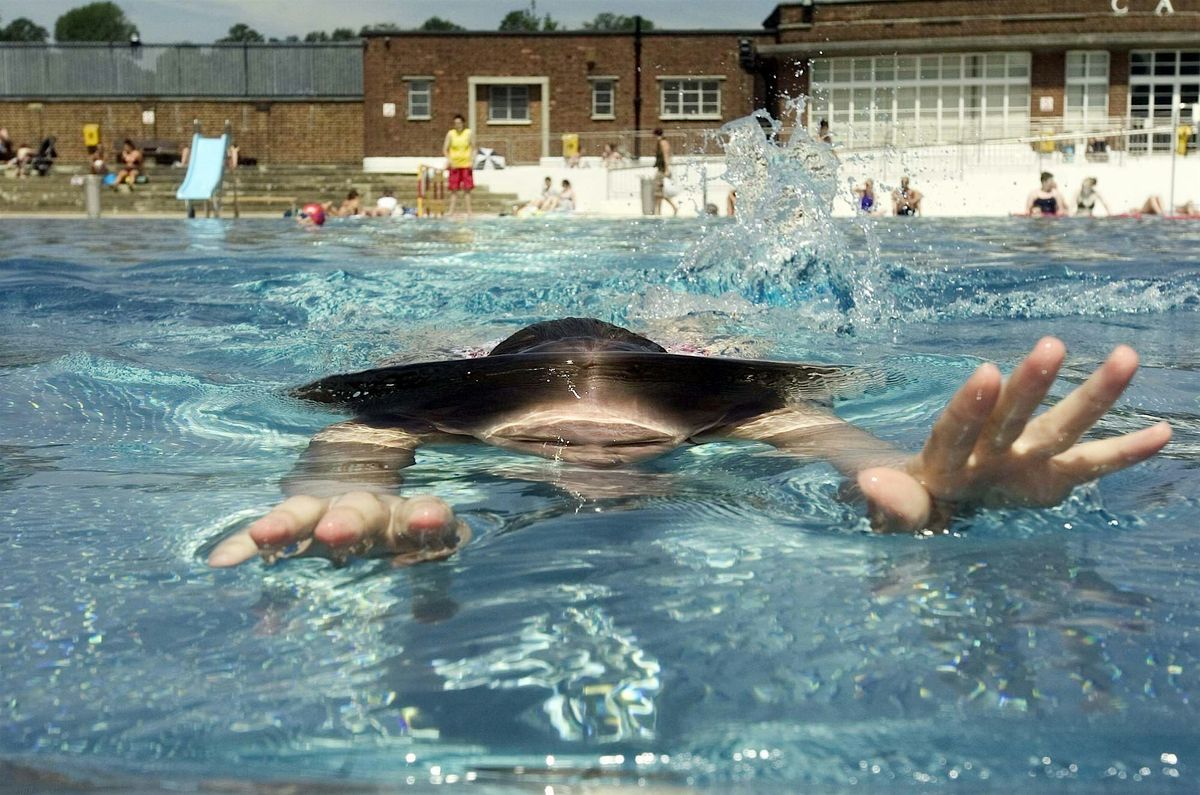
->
left=312, top=490, right=390, bottom=550
left=858, top=467, right=932, bottom=534
left=208, top=529, right=260, bottom=568
left=920, top=362, right=1002, bottom=477
left=247, top=495, right=329, bottom=550
left=980, top=337, right=1065, bottom=452
left=1050, top=421, right=1172, bottom=485
left=389, top=495, right=461, bottom=550
left=1024, top=345, right=1139, bottom=455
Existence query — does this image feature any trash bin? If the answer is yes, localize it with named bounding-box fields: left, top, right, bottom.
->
left=640, top=176, right=656, bottom=215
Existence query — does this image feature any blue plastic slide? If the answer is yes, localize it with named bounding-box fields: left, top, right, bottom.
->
left=175, top=132, right=228, bottom=202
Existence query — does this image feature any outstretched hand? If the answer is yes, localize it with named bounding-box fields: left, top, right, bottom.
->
left=858, top=338, right=1171, bottom=533
left=208, top=492, right=469, bottom=567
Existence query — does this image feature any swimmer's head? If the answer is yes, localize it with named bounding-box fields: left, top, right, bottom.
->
left=488, top=317, right=665, bottom=357
left=1040, top=171, right=1055, bottom=188
left=297, top=202, right=325, bottom=226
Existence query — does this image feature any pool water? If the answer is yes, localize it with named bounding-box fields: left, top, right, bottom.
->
left=0, top=212, right=1198, bottom=791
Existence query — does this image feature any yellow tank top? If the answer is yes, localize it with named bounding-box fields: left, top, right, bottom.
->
left=447, top=128, right=473, bottom=168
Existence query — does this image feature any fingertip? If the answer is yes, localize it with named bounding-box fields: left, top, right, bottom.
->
left=1109, top=344, right=1140, bottom=373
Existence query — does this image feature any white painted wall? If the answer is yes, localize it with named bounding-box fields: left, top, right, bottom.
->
left=364, top=147, right=1200, bottom=218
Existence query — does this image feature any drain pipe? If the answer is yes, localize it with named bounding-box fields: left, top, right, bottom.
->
left=633, top=15, right=643, bottom=159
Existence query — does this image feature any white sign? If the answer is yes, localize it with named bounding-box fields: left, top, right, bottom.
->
left=1039, top=96, right=1054, bottom=112
left=1111, top=0, right=1175, bottom=14
left=382, top=102, right=396, bottom=118
left=141, top=109, right=155, bottom=125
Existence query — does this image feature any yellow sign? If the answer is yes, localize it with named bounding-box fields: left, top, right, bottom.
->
left=83, top=123, right=100, bottom=147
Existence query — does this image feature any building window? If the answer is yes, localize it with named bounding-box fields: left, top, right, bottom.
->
left=1129, top=50, right=1200, bottom=154
left=406, top=79, right=432, bottom=120
left=488, top=85, right=530, bottom=123
left=1064, top=52, right=1109, bottom=130
left=659, top=78, right=722, bottom=120
left=808, top=52, right=1031, bottom=148
left=591, top=78, right=615, bottom=119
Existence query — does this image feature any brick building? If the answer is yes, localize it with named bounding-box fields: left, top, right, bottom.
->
left=363, top=28, right=770, bottom=164
left=364, top=0, right=1199, bottom=163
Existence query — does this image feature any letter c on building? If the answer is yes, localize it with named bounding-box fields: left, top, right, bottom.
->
left=1111, top=0, right=1129, bottom=14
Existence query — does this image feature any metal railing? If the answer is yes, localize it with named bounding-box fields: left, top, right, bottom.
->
left=0, top=42, right=362, bottom=98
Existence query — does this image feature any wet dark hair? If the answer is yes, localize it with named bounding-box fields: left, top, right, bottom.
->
left=561, top=179, right=571, bottom=187
left=1041, top=171, right=1054, bottom=183
left=123, top=138, right=135, bottom=148
left=653, top=128, right=663, bottom=137
left=347, top=189, right=359, bottom=199
left=488, top=318, right=665, bottom=356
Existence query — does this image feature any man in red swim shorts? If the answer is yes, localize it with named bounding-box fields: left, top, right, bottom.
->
left=442, top=114, right=476, bottom=218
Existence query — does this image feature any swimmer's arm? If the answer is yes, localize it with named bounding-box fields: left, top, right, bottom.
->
left=720, top=339, right=1171, bottom=534
left=720, top=407, right=910, bottom=477
left=208, top=421, right=470, bottom=568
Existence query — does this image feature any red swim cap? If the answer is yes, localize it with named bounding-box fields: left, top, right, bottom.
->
left=299, top=202, right=326, bottom=226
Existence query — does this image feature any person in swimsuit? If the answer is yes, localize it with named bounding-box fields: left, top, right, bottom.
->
left=1072, top=177, right=1110, bottom=217
left=207, top=317, right=1171, bottom=568
left=442, top=114, right=476, bottom=219
left=1025, top=172, right=1067, bottom=217
left=653, top=128, right=678, bottom=217
left=113, top=139, right=144, bottom=189
left=852, top=178, right=880, bottom=214
left=892, top=176, right=923, bottom=216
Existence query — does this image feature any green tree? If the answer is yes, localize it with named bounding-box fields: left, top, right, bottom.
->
left=304, top=28, right=358, bottom=41
left=0, top=16, right=50, bottom=41
left=219, top=23, right=265, bottom=43
left=419, top=16, right=465, bottom=31
left=499, top=1, right=558, bottom=32
left=54, top=2, right=138, bottom=42
left=359, top=22, right=403, bottom=35
left=582, top=13, right=653, bottom=32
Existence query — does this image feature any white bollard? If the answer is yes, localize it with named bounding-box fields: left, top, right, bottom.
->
left=84, top=174, right=101, bottom=218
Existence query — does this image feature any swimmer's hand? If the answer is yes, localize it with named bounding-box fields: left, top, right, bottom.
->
left=859, top=338, right=1171, bottom=533
left=208, top=492, right=470, bottom=567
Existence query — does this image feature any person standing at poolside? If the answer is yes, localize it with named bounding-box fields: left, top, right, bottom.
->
left=653, top=128, right=678, bottom=216
left=892, top=176, right=924, bottom=216
left=442, top=114, right=476, bottom=219
left=1025, top=171, right=1067, bottom=217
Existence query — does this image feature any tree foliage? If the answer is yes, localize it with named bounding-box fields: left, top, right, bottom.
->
left=0, top=16, right=50, bottom=41
left=304, top=28, right=358, bottom=41
left=582, top=13, right=653, bottom=31
left=499, top=1, right=559, bottom=32
left=54, top=2, right=138, bottom=42
left=219, top=23, right=265, bottom=43
left=419, top=16, right=465, bottom=31
left=359, top=22, right=403, bottom=35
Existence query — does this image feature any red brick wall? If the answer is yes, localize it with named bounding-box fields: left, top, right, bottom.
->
left=1031, top=51, right=1067, bottom=119
left=777, top=0, right=1200, bottom=42
left=364, top=32, right=768, bottom=163
left=0, top=100, right=362, bottom=165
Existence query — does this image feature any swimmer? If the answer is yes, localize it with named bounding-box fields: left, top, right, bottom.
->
left=209, top=318, right=1171, bottom=567
left=892, top=176, right=923, bottom=216
left=852, top=178, right=881, bottom=215
left=1025, top=172, right=1067, bottom=217
left=1073, top=177, right=1110, bottom=217
left=296, top=202, right=325, bottom=226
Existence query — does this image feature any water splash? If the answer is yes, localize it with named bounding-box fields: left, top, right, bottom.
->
left=677, top=108, right=899, bottom=332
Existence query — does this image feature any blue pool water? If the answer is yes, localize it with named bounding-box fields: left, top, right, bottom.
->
left=1, top=211, right=1198, bottom=791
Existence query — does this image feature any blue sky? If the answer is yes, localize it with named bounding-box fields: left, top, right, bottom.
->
left=1, top=1, right=784, bottom=41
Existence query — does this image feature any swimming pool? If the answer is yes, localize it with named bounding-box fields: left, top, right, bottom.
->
left=1, top=212, right=1197, bottom=791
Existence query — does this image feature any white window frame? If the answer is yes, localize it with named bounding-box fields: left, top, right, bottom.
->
left=590, top=76, right=617, bottom=120
left=807, top=52, right=1031, bottom=147
left=1063, top=51, right=1109, bottom=130
left=488, top=84, right=531, bottom=125
left=403, top=76, right=433, bottom=121
left=1128, top=50, right=1200, bottom=153
left=658, top=76, right=724, bottom=121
